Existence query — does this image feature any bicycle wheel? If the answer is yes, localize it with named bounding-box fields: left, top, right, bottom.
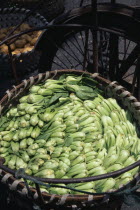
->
left=37, top=3, right=140, bottom=98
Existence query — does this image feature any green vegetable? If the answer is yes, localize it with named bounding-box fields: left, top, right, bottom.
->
left=20, top=139, right=27, bottom=149
left=24, top=114, right=30, bottom=121
left=21, top=151, right=30, bottom=162
left=29, top=165, right=39, bottom=173
left=35, top=169, right=55, bottom=178
left=27, top=94, right=44, bottom=104
left=0, top=141, right=10, bottom=147
left=38, top=88, right=53, bottom=96
left=87, top=159, right=102, bottom=170
left=16, top=157, right=27, bottom=169
left=19, top=129, right=27, bottom=140
left=106, top=164, right=123, bottom=172
left=11, top=142, right=19, bottom=153
left=20, top=117, right=29, bottom=128
left=27, top=138, right=34, bottom=146
left=115, top=177, right=132, bottom=189
left=1, top=74, right=140, bottom=195
left=75, top=182, right=95, bottom=190
left=30, top=114, right=39, bottom=126
left=71, top=156, right=85, bottom=166
left=19, top=95, right=28, bottom=103
left=26, top=127, right=33, bottom=137
left=38, top=120, right=44, bottom=128
left=29, top=85, right=41, bottom=93
left=0, top=147, right=9, bottom=153
left=49, top=184, right=69, bottom=195
left=8, top=155, right=17, bottom=169
left=31, top=127, right=40, bottom=139
left=101, top=178, right=116, bottom=192
left=103, top=154, right=119, bottom=168
left=18, top=103, right=29, bottom=111
left=124, top=156, right=135, bottom=167
left=3, top=132, right=14, bottom=141
left=40, top=161, right=59, bottom=170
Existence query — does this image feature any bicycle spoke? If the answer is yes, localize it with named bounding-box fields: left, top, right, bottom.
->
left=64, top=41, right=83, bottom=66
left=41, top=17, right=139, bottom=91
left=49, top=37, right=83, bottom=69
left=49, top=39, right=76, bottom=69
left=58, top=49, right=75, bottom=68
left=98, top=32, right=107, bottom=72
left=73, top=33, right=84, bottom=55
left=54, top=54, right=70, bottom=69
left=104, top=34, right=110, bottom=72
left=79, top=31, right=85, bottom=50
left=47, top=56, right=66, bottom=68
left=122, top=71, right=135, bottom=80
left=109, top=34, right=119, bottom=80
left=68, top=36, right=84, bottom=57
left=83, top=30, right=90, bottom=70
left=132, top=66, right=138, bottom=95
left=119, top=44, right=140, bottom=78
left=60, top=44, right=83, bottom=66
left=123, top=39, right=131, bottom=61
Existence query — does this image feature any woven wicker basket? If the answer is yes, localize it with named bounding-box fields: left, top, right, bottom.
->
left=11, top=0, right=64, bottom=20
left=0, top=7, right=48, bottom=80
left=0, top=69, right=140, bottom=209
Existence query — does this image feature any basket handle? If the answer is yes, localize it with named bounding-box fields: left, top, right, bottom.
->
left=1, top=158, right=140, bottom=184
left=13, top=167, right=140, bottom=196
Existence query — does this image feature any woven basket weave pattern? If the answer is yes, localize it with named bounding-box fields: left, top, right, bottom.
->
left=0, top=70, right=140, bottom=209
left=11, top=0, right=64, bottom=19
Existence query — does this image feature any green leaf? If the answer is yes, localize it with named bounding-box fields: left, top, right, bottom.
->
left=76, top=90, right=97, bottom=100
left=48, top=93, right=68, bottom=106
left=65, top=137, right=74, bottom=147
left=81, top=76, right=98, bottom=88
left=0, top=116, right=8, bottom=127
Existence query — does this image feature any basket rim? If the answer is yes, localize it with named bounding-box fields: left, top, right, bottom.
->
left=0, top=69, right=140, bottom=202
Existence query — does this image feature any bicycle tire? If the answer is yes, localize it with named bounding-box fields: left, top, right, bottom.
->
left=37, top=3, right=140, bottom=96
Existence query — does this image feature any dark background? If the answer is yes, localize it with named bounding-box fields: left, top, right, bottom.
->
left=0, top=0, right=140, bottom=210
